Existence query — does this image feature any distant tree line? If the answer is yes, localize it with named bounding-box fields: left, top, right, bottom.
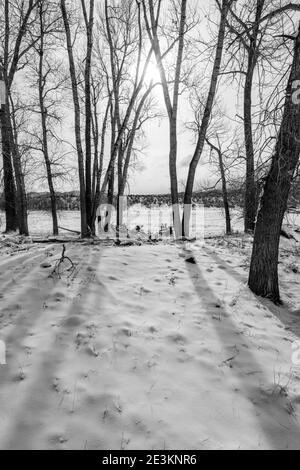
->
left=1, top=180, right=300, bottom=213
left=0, top=189, right=242, bottom=211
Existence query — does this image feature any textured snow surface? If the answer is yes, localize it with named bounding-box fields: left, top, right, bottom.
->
left=0, top=236, right=300, bottom=449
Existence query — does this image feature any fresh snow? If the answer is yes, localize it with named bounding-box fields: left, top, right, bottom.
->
left=0, top=233, right=300, bottom=450
left=0, top=207, right=244, bottom=237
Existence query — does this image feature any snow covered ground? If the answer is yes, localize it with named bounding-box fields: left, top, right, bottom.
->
left=0, top=233, right=300, bottom=450
left=0, top=206, right=244, bottom=237
left=0, top=206, right=299, bottom=238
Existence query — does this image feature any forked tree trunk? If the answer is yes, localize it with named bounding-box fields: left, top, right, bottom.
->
left=248, top=28, right=300, bottom=304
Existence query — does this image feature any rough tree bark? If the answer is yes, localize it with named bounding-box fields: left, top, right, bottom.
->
left=0, top=74, right=17, bottom=232
left=248, top=26, right=300, bottom=304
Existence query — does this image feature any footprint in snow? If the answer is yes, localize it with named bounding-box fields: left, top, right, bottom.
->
left=61, top=316, right=83, bottom=328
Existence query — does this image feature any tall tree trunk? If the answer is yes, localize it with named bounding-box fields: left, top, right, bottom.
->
left=183, top=0, right=230, bottom=236
left=1, top=1, right=18, bottom=232
left=244, top=0, right=265, bottom=232
left=206, top=138, right=231, bottom=234
left=61, top=0, right=88, bottom=237
left=38, top=4, right=58, bottom=236
left=169, top=120, right=181, bottom=236
left=104, top=97, right=117, bottom=233
left=107, top=162, right=115, bottom=207
left=143, top=0, right=187, bottom=238
left=220, top=158, right=231, bottom=236
left=91, top=96, right=110, bottom=231
left=248, top=28, right=300, bottom=304
left=82, top=0, right=94, bottom=230
left=9, top=96, right=28, bottom=236
left=91, top=86, right=99, bottom=205
left=244, top=66, right=257, bottom=232
left=0, top=100, right=17, bottom=232
left=116, top=140, right=124, bottom=235
left=169, top=0, right=186, bottom=224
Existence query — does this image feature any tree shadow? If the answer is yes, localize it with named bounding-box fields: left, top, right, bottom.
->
left=260, top=300, right=300, bottom=340
left=183, top=247, right=300, bottom=450
left=0, top=246, right=108, bottom=449
left=204, top=245, right=300, bottom=341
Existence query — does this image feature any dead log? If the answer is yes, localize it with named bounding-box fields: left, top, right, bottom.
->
left=58, top=226, right=81, bottom=235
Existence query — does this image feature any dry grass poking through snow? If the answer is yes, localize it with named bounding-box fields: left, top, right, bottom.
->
left=0, top=235, right=300, bottom=449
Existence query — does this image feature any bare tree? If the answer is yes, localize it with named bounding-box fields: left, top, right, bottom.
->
left=81, top=0, right=95, bottom=230
left=142, top=0, right=188, bottom=237
left=0, top=0, right=38, bottom=234
left=97, top=0, right=154, bottom=207
left=60, top=0, right=89, bottom=237
left=182, top=0, right=232, bottom=237
left=248, top=27, right=300, bottom=303
left=90, top=78, right=111, bottom=227
left=116, top=83, right=160, bottom=232
left=206, top=136, right=232, bottom=234
left=0, top=67, right=16, bottom=232
left=224, top=0, right=300, bottom=232
left=31, top=0, right=66, bottom=235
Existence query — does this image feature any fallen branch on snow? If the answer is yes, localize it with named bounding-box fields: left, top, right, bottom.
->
left=50, top=244, right=76, bottom=278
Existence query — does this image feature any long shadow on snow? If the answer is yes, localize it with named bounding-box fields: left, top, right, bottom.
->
left=184, top=247, right=300, bottom=450
left=205, top=246, right=300, bottom=342
left=1, top=246, right=112, bottom=449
